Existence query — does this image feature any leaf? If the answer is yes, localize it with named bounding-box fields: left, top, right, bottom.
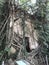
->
left=4, top=47, right=10, bottom=52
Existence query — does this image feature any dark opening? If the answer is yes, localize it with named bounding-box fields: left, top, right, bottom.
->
left=25, top=37, right=32, bottom=53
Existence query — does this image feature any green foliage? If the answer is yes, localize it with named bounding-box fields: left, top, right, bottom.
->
left=0, top=1, right=9, bottom=64
left=34, top=1, right=49, bottom=62
left=0, top=47, right=10, bottom=62
left=19, top=0, right=28, bottom=4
